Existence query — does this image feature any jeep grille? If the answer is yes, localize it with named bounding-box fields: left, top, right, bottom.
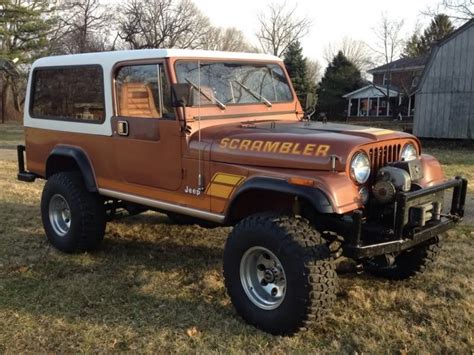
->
left=368, top=144, right=402, bottom=172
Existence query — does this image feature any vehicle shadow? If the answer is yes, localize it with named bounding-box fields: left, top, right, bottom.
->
left=0, top=202, right=246, bottom=339
left=1, top=200, right=401, bottom=342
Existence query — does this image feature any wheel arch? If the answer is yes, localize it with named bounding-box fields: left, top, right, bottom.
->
left=225, top=177, right=334, bottom=224
left=45, top=146, right=97, bottom=192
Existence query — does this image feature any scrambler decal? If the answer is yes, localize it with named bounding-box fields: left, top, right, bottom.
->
left=206, top=172, right=246, bottom=199
left=219, top=138, right=330, bottom=157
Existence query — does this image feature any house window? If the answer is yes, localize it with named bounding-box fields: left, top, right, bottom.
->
left=383, top=73, right=390, bottom=86
left=30, top=65, right=105, bottom=122
left=412, top=75, right=420, bottom=88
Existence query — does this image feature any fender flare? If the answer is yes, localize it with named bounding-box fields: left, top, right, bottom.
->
left=46, top=146, right=97, bottom=192
left=225, top=177, right=334, bottom=221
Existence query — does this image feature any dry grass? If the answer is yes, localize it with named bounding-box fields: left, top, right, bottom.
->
left=0, top=123, right=23, bottom=149
left=0, top=124, right=473, bottom=353
left=423, top=146, right=474, bottom=193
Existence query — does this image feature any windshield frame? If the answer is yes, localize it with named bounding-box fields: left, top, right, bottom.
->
left=173, top=59, right=295, bottom=107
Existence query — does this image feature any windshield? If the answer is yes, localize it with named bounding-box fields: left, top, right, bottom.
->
left=175, top=61, right=293, bottom=106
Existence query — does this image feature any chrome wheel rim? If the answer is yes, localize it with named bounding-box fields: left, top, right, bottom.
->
left=240, top=246, right=286, bottom=310
left=49, top=194, right=71, bottom=237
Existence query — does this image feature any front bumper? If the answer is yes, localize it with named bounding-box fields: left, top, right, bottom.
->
left=344, top=177, right=467, bottom=259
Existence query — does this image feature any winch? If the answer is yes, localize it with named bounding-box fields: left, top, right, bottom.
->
left=373, top=166, right=411, bottom=204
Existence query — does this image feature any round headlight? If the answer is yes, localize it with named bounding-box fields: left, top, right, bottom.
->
left=350, top=152, right=371, bottom=184
left=401, top=143, right=417, bottom=161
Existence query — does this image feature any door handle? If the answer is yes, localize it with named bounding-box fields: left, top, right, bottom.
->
left=117, top=120, right=129, bottom=136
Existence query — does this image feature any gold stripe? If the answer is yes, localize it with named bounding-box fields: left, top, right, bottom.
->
left=207, top=183, right=234, bottom=199
left=358, top=128, right=394, bottom=136
left=213, top=173, right=245, bottom=186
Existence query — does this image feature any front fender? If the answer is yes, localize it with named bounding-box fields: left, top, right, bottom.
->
left=225, top=176, right=334, bottom=223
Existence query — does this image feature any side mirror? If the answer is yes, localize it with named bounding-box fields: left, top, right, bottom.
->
left=171, top=83, right=194, bottom=107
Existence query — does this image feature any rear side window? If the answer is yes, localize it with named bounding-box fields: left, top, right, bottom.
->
left=30, top=65, right=105, bottom=122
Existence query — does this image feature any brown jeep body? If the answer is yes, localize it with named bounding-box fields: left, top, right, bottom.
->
left=18, top=49, right=466, bottom=257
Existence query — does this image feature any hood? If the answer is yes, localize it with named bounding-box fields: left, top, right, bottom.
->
left=191, top=119, right=415, bottom=171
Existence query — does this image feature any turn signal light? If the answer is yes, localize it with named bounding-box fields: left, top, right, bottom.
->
left=288, top=177, right=315, bottom=187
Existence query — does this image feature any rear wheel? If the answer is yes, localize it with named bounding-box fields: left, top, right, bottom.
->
left=41, top=172, right=106, bottom=253
left=363, top=236, right=441, bottom=280
left=223, top=214, right=337, bottom=335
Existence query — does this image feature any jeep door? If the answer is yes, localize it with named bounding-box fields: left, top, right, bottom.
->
left=112, top=62, right=182, bottom=190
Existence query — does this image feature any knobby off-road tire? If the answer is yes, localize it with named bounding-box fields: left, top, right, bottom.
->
left=223, top=214, right=337, bottom=335
left=41, top=172, right=106, bottom=253
left=364, top=236, right=441, bottom=280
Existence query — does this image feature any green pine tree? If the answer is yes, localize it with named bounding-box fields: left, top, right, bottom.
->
left=403, top=14, right=455, bottom=57
left=0, top=0, right=54, bottom=114
left=283, top=41, right=315, bottom=110
left=317, top=51, right=363, bottom=118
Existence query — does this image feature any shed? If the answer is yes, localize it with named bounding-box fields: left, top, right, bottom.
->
left=414, top=19, right=474, bottom=139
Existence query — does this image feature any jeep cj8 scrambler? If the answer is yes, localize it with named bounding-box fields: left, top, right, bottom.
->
left=17, top=49, right=467, bottom=335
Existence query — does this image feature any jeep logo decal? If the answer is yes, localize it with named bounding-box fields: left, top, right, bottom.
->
left=219, top=138, right=330, bottom=157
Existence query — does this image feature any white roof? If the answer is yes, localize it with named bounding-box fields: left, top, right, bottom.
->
left=32, top=48, right=282, bottom=68
left=343, top=84, right=399, bottom=99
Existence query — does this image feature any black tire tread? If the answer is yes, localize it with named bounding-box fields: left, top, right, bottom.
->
left=224, top=214, right=337, bottom=334
left=365, top=237, right=441, bottom=280
left=41, top=172, right=105, bottom=252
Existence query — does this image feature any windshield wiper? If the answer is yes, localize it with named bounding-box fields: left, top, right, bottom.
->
left=233, top=80, right=272, bottom=107
left=185, top=79, right=226, bottom=110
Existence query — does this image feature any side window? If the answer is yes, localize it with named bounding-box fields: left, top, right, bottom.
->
left=31, top=65, right=105, bottom=122
left=115, top=64, right=175, bottom=119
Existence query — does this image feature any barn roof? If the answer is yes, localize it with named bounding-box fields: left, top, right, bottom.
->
left=417, top=18, right=474, bottom=91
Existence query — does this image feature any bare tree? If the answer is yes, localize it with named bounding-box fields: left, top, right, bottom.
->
left=118, top=0, right=211, bottom=49
left=50, top=0, right=114, bottom=54
left=424, top=0, right=473, bottom=22
left=368, top=13, right=405, bottom=115
left=305, top=59, right=322, bottom=86
left=201, top=27, right=253, bottom=52
left=323, top=37, right=375, bottom=74
left=256, top=1, right=312, bottom=57
left=370, top=14, right=405, bottom=66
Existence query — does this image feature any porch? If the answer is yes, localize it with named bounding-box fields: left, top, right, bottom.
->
left=343, top=85, right=415, bottom=119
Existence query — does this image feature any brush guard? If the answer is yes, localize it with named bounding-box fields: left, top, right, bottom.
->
left=344, top=177, right=467, bottom=259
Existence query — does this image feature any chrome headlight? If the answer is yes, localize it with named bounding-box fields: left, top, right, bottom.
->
left=350, top=152, right=371, bottom=184
left=401, top=143, right=417, bottom=161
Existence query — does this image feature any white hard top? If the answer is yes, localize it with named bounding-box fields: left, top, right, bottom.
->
left=32, top=48, right=282, bottom=68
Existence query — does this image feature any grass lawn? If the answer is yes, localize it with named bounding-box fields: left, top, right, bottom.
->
left=0, top=124, right=23, bottom=149
left=0, top=123, right=473, bottom=352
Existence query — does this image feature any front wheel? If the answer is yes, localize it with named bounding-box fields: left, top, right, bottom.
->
left=41, top=172, right=106, bottom=253
left=223, top=214, right=337, bottom=335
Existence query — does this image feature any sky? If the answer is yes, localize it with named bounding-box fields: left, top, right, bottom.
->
left=192, top=0, right=439, bottom=65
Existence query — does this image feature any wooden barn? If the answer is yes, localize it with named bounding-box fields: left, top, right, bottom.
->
left=414, top=19, right=474, bottom=139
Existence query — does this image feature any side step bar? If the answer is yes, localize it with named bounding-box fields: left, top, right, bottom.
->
left=17, top=145, right=36, bottom=182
